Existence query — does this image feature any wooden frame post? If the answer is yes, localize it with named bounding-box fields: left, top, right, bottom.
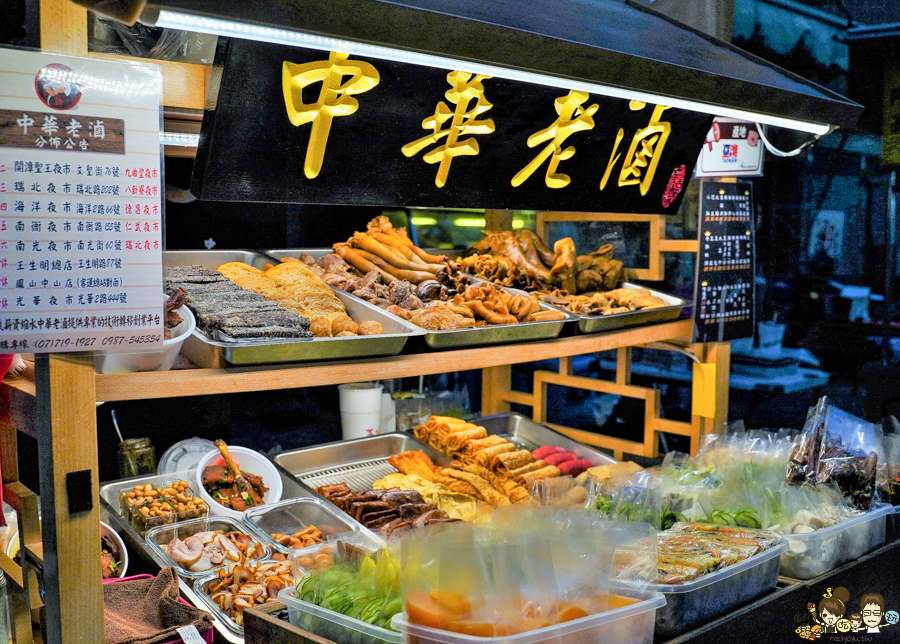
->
left=34, top=353, right=103, bottom=644
left=691, top=341, right=731, bottom=436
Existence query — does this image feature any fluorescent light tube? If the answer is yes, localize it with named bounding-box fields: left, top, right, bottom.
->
left=160, top=132, right=200, bottom=146
left=154, top=10, right=832, bottom=136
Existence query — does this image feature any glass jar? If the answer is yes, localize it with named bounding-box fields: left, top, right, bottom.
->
left=117, top=438, right=157, bottom=478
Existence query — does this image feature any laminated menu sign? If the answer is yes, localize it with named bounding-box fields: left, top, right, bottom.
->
left=0, top=48, right=164, bottom=352
left=692, top=180, right=755, bottom=343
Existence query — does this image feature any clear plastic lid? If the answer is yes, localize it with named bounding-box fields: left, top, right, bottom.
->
left=157, top=437, right=216, bottom=475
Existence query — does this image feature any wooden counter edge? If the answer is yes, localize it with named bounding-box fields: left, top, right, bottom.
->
left=243, top=601, right=338, bottom=644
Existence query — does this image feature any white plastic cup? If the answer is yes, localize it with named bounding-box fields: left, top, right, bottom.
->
left=338, top=383, right=384, bottom=440
left=379, top=393, right=396, bottom=434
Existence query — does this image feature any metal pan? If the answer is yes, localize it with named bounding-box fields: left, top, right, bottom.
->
left=463, top=275, right=686, bottom=334
left=274, top=433, right=450, bottom=492
left=99, top=467, right=316, bottom=643
left=164, top=250, right=424, bottom=367
left=547, top=283, right=685, bottom=334
left=454, top=412, right=617, bottom=467
left=267, top=248, right=461, bottom=261
left=264, top=249, right=578, bottom=350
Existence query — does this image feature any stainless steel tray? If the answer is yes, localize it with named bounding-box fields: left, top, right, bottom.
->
left=461, top=413, right=617, bottom=466
left=558, top=283, right=685, bottom=334
left=467, top=276, right=686, bottom=334
left=243, top=496, right=360, bottom=555
left=164, top=250, right=424, bottom=366
left=274, top=433, right=450, bottom=492
left=99, top=466, right=317, bottom=644
left=265, top=249, right=578, bottom=350
left=267, top=247, right=461, bottom=261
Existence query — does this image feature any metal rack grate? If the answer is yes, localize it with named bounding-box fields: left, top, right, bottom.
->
left=297, top=433, right=538, bottom=493
left=299, top=458, right=400, bottom=492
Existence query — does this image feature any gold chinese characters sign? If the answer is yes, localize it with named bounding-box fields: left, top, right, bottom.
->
left=194, top=40, right=713, bottom=211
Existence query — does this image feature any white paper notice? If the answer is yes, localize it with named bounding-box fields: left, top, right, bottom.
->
left=175, top=625, right=207, bottom=644
left=0, top=48, right=164, bottom=352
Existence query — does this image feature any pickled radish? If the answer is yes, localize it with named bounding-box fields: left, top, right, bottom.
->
left=430, top=590, right=473, bottom=615
left=446, top=620, right=494, bottom=637
left=407, top=589, right=463, bottom=629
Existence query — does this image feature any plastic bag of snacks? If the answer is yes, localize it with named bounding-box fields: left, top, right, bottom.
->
left=528, top=476, right=591, bottom=510
left=787, top=397, right=882, bottom=510
left=696, top=474, right=763, bottom=529
left=877, top=433, right=900, bottom=505
left=761, top=482, right=859, bottom=535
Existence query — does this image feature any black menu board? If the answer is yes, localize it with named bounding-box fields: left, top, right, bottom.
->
left=692, top=180, right=755, bottom=343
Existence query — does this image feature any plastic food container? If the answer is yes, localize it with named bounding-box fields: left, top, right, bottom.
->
left=158, top=437, right=217, bottom=476
left=650, top=540, right=788, bottom=636
left=103, top=574, right=214, bottom=644
left=279, top=586, right=403, bottom=644
left=194, top=445, right=283, bottom=520
left=192, top=556, right=295, bottom=635
left=389, top=591, right=666, bottom=644
left=243, top=497, right=359, bottom=554
left=192, top=572, right=244, bottom=635
left=145, top=516, right=270, bottom=579
left=95, top=297, right=195, bottom=373
left=779, top=504, right=892, bottom=580
left=118, top=476, right=209, bottom=535
left=886, top=505, right=900, bottom=541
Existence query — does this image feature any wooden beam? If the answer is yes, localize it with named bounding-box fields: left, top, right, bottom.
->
left=481, top=365, right=512, bottom=415
left=39, top=0, right=87, bottom=55
left=544, top=423, right=643, bottom=457
left=498, top=391, right=534, bottom=407
left=652, top=418, right=695, bottom=437
left=615, top=347, right=632, bottom=386
left=658, top=239, right=700, bottom=253
left=81, top=319, right=693, bottom=401
left=89, top=54, right=211, bottom=111
left=0, top=384, right=37, bottom=441
left=708, top=342, right=731, bottom=434
left=35, top=353, right=103, bottom=644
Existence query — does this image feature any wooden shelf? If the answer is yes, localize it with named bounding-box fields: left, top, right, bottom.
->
left=3, top=320, right=692, bottom=403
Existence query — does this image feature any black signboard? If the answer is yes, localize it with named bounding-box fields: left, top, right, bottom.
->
left=192, top=38, right=713, bottom=211
left=692, top=180, right=756, bottom=343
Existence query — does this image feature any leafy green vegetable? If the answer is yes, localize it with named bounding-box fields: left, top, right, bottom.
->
left=295, top=549, right=403, bottom=634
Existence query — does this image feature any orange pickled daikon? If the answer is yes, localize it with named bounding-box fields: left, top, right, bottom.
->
left=430, top=590, right=473, bottom=615
left=407, top=590, right=465, bottom=630
left=446, top=620, right=494, bottom=637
